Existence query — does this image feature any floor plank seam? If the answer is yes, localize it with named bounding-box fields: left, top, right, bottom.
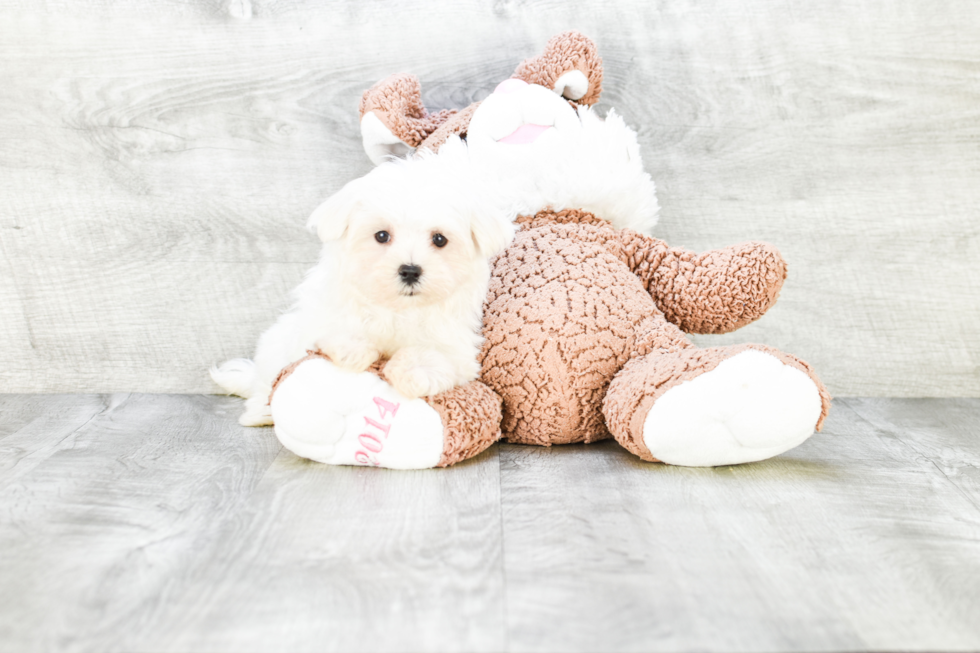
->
left=1, top=394, right=115, bottom=492
left=842, top=398, right=980, bottom=517
left=925, top=458, right=980, bottom=515
left=4, top=396, right=980, bottom=651
left=56, top=394, right=111, bottom=442
left=496, top=445, right=511, bottom=653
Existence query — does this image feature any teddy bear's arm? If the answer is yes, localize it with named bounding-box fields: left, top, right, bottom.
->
left=620, top=230, right=788, bottom=334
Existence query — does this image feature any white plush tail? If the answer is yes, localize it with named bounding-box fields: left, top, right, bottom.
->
left=210, top=358, right=258, bottom=398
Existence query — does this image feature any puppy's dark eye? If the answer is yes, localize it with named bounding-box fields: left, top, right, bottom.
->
left=375, top=231, right=390, bottom=244
left=432, top=233, right=448, bottom=248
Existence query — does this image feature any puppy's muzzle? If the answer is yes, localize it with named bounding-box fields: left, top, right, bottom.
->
left=398, top=264, right=423, bottom=286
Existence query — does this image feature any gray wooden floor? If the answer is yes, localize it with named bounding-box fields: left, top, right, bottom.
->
left=1, top=395, right=978, bottom=652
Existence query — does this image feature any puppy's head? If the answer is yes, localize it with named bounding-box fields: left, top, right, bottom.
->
left=308, top=140, right=516, bottom=311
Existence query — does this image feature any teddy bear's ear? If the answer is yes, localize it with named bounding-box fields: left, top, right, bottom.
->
left=511, top=31, right=603, bottom=106
left=361, top=112, right=415, bottom=165
left=306, top=177, right=365, bottom=242
left=360, top=73, right=458, bottom=165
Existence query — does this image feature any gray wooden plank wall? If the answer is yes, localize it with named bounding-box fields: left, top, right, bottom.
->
left=0, top=0, right=978, bottom=395
left=2, top=394, right=979, bottom=651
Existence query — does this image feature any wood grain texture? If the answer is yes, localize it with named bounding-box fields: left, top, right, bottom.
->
left=2, top=394, right=980, bottom=651
left=0, top=394, right=283, bottom=652
left=131, top=449, right=506, bottom=653
left=0, top=394, right=109, bottom=487
left=0, top=393, right=505, bottom=653
left=497, top=402, right=980, bottom=651
left=844, top=397, right=980, bottom=511
left=0, top=0, right=978, bottom=394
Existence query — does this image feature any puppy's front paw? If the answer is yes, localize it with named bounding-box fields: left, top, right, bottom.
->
left=386, top=367, right=441, bottom=399
left=317, top=339, right=379, bottom=373
left=240, top=395, right=273, bottom=426
left=384, top=348, right=455, bottom=399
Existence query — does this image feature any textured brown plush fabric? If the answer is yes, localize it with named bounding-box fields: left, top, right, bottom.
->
left=360, top=31, right=603, bottom=157
left=268, top=351, right=503, bottom=468
left=326, top=31, right=829, bottom=464
left=270, top=207, right=829, bottom=462
left=479, top=208, right=828, bottom=448
left=359, top=73, right=456, bottom=147
left=482, top=209, right=688, bottom=445
left=427, top=381, right=503, bottom=467
left=417, top=102, right=480, bottom=154
left=602, top=344, right=832, bottom=462
left=618, top=231, right=788, bottom=334
left=511, top=30, right=603, bottom=106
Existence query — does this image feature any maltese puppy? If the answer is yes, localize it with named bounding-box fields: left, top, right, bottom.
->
left=211, top=139, right=516, bottom=426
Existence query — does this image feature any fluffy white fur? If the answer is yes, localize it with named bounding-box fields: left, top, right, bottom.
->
left=457, top=80, right=660, bottom=234
left=212, top=140, right=516, bottom=426
left=361, top=78, right=660, bottom=233
left=360, top=80, right=660, bottom=234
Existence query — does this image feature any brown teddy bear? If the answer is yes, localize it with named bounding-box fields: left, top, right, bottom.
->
left=268, top=32, right=830, bottom=469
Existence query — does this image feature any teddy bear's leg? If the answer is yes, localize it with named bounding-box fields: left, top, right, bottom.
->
left=269, top=353, right=502, bottom=469
left=602, top=344, right=831, bottom=467
left=619, top=229, right=789, bottom=335
left=511, top=30, right=603, bottom=105
left=359, top=73, right=458, bottom=165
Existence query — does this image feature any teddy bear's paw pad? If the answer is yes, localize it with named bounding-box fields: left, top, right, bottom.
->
left=271, top=357, right=445, bottom=469
left=643, top=350, right=822, bottom=466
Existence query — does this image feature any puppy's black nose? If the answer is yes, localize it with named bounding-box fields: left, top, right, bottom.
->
left=398, top=264, right=422, bottom=285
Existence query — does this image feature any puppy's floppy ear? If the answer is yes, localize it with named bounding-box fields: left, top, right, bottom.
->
left=306, top=178, right=365, bottom=242
left=470, top=207, right=517, bottom=258
left=457, top=158, right=517, bottom=257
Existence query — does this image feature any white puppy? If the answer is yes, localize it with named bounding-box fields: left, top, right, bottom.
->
left=212, top=138, right=516, bottom=426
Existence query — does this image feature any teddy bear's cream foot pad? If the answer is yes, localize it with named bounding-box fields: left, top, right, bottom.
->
left=643, top=350, right=823, bottom=467
left=271, top=357, right=444, bottom=469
